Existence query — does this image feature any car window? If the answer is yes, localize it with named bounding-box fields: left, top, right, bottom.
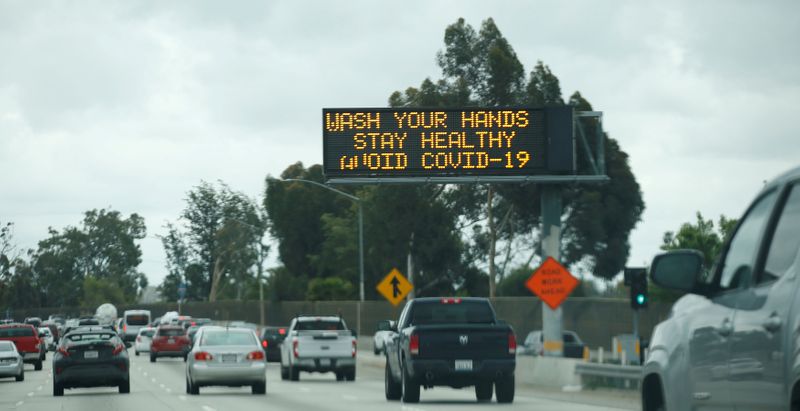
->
left=0, top=327, right=34, bottom=337
left=158, top=328, right=185, bottom=337
left=563, top=332, right=576, bottom=343
left=126, top=315, right=150, bottom=326
left=200, top=331, right=257, bottom=346
left=296, top=320, right=345, bottom=331
left=762, top=184, right=800, bottom=283
left=140, top=329, right=155, bottom=338
left=65, top=333, right=116, bottom=343
left=719, top=191, right=777, bottom=289
left=409, top=302, right=495, bottom=325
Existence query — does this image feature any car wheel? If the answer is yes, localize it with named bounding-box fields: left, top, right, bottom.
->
left=16, top=370, right=24, bottom=382
left=150, top=354, right=156, bottom=363
left=119, top=380, right=130, bottom=394
left=183, top=354, right=188, bottom=362
left=385, top=361, right=402, bottom=401
left=186, top=378, right=191, bottom=394
left=475, top=381, right=493, bottom=402
left=34, top=361, right=42, bottom=371
left=401, top=363, right=420, bottom=403
left=53, top=381, right=64, bottom=397
left=280, top=365, right=288, bottom=380
left=374, top=347, right=380, bottom=355
left=251, top=381, right=266, bottom=395
left=495, top=374, right=515, bottom=404
left=335, top=372, right=344, bottom=381
left=290, top=365, right=300, bottom=381
left=346, top=367, right=356, bottom=381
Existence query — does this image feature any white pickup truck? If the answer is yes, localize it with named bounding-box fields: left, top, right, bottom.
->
left=280, top=316, right=356, bottom=381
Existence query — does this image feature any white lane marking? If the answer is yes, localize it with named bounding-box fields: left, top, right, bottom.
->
left=15, top=401, right=23, bottom=407
left=401, top=406, right=427, bottom=411
left=179, top=395, right=187, bottom=401
left=151, top=378, right=157, bottom=383
left=36, top=386, right=42, bottom=391
left=165, top=388, right=172, bottom=393
left=26, top=392, right=33, bottom=397
left=299, top=387, right=311, bottom=392
left=160, top=383, right=165, bottom=389
left=143, top=372, right=148, bottom=377
left=202, top=406, right=217, bottom=411
left=342, top=394, right=358, bottom=401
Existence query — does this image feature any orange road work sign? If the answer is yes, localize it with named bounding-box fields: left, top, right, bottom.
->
left=525, top=256, right=579, bottom=309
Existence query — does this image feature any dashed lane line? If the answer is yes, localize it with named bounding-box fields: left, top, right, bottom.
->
left=179, top=395, right=187, bottom=401
left=15, top=401, right=24, bottom=407
left=26, top=392, right=33, bottom=397
left=342, top=394, right=358, bottom=401
left=202, top=406, right=217, bottom=411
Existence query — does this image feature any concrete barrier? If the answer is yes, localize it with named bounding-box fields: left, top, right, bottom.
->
left=516, top=355, right=582, bottom=389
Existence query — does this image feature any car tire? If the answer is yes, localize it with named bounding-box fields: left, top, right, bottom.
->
left=119, top=380, right=130, bottom=394
left=183, top=354, right=188, bottom=362
left=385, top=361, right=402, bottom=401
left=289, top=365, right=300, bottom=381
left=135, top=351, right=139, bottom=356
left=280, top=365, right=288, bottom=380
left=16, top=370, right=24, bottom=382
left=495, top=374, right=515, bottom=404
left=53, top=381, right=64, bottom=397
left=150, top=354, right=156, bottom=363
left=346, top=367, right=356, bottom=381
left=186, top=378, right=191, bottom=394
left=335, top=372, right=344, bottom=381
left=251, top=381, right=266, bottom=395
left=475, top=381, right=493, bottom=402
left=374, top=347, right=380, bottom=355
left=401, top=363, right=420, bottom=403
left=34, top=361, right=42, bottom=371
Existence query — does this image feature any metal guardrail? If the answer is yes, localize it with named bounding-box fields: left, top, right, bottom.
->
left=574, top=362, right=643, bottom=381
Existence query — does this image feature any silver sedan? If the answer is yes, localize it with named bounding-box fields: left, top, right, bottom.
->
left=185, top=326, right=266, bottom=395
left=0, top=340, right=24, bottom=381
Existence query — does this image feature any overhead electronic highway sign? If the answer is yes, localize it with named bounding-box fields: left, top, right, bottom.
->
left=322, top=106, right=575, bottom=184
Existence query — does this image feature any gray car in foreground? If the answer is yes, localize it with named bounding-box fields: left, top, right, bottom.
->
left=642, top=165, right=800, bottom=411
left=185, top=326, right=266, bottom=395
left=0, top=340, right=24, bottom=381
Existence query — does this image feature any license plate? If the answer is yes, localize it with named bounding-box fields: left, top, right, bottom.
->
left=222, top=354, right=237, bottom=363
left=168, top=339, right=175, bottom=344
left=454, top=360, right=472, bottom=371
left=319, top=359, right=330, bottom=367
left=84, top=351, right=99, bottom=359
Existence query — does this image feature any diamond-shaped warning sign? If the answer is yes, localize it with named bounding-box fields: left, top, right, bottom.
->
left=376, top=268, right=413, bottom=306
left=525, top=257, right=579, bottom=309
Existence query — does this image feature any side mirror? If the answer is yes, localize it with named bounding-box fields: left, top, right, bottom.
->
left=651, top=249, right=705, bottom=292
left=389, top=321, right=397, bottom=332
left=39, top=333, right=45, bottom=338
left=376, top=320, right=391, bottom=332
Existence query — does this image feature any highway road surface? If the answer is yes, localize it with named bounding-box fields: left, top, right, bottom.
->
left=0, top=350, right=638, bottom=411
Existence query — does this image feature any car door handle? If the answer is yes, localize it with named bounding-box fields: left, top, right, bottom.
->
left=717, top=318, right=733, bottom=337
left=763, top=313, right=781, bottom=333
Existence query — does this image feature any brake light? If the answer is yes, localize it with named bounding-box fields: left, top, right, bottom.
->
left=246, top=351, right=264, bottom=361
left=123, top=324, right=127, bottom=332
left=261, top=340, right=268, bottom=348
left=136, top=336, right=141, bottom=342
left=278, top=328, right=286, bottom=335
left=112, top=343, right=125, bottom=356
left=292, top=338, right=299, bottom=358
left=508, top=333, right=517, bottom=355
left=441, top=297, right=461, bottom=304
left=409, top=333, right=419, bottom=356
left=194, top=351, right=213, bottom=361
left=352, top=339, right=357, bottom=358
left=57, top=347, right=70, bottom=357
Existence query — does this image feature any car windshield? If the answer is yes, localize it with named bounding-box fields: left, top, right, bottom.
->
left=200, top=331, right=257, bottom=346
left=126, top=314, right=149, bottom=326
left=0, top=341, right=15, bottom=351
left=409, top=301, right=495, bottom=325
left=296, top=320, right=345, bottom=331
left=159, top=328, right=185, bottom=337
left=0, top=327, right=34, bottom=337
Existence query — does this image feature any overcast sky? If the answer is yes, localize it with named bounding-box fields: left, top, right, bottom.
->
left=1, top=0, right=798, bottom=289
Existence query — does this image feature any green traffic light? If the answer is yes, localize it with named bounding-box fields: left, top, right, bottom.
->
left=636, top=294, right=646, bottom=305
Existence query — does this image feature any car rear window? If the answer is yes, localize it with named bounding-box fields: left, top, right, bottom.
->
left=159, top=328, right=185, bottom=337
left=126, top=314, right=149, bottom=326
left=140, top=329, right=155, bottom=338
left=66, top=333, right=116, bottom=343
left=409, top=301, right=495, bottom=325
left=200, top=331, right=257, bottom=346
left=296, top=320, right=345, bottom=331
left=0, top=327, right=35, bottom=337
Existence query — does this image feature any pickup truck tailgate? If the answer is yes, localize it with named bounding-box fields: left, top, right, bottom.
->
left=417, top=326, right=509, bottom=359
left=296, top=331, right=353, bottom=358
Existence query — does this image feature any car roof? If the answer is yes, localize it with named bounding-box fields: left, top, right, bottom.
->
left=0, top=323, right=34, bottom=329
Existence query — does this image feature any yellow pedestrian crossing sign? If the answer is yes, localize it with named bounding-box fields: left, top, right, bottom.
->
left=376, top=268, right=413, bottom=306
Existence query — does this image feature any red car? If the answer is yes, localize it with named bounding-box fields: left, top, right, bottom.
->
left=0, top=324, right=45, bottom=370
left=150, top=325, right=191, bottom=362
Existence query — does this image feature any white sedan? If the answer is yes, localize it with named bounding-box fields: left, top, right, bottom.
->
left=134, top=327, right=156, bottom=356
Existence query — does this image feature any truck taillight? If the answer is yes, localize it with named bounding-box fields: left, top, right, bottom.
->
left=292, top=338, right=299, bottom=358
left=508, top=333, right=517, bottom=355
left=352, top=339, right=357, bottom=358
left=440, top=297, right=462, bottom=304
left=123, top=324, right=127, bottom=332
left=261, top=340, right=268, bottom=348
left=409, top=333, right=419, bottom=356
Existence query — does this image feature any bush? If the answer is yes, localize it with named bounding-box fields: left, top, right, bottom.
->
left=306, top=276, right=356, bottom=301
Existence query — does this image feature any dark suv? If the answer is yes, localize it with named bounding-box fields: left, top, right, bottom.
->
left=642, top=165, right=800, bottom=411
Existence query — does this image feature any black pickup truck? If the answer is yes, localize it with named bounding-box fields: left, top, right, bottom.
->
left=381, top=297, right=516, bottom=403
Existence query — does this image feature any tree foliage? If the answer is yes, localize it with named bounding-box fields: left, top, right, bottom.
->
left=661, top=212, right=738, bottom=267
left=160, top=181, right=266, bottom=302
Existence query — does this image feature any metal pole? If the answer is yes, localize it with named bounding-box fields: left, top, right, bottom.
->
left=541, top=186, right=563, bottom=357
left=358, top=202, right=365, bottom=302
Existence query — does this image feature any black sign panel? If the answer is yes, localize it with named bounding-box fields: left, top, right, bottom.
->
left=322, top=107, right=573, bottom=182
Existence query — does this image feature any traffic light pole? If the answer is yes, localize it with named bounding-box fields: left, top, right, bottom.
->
left=541, top=186, right=564, bottom=357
